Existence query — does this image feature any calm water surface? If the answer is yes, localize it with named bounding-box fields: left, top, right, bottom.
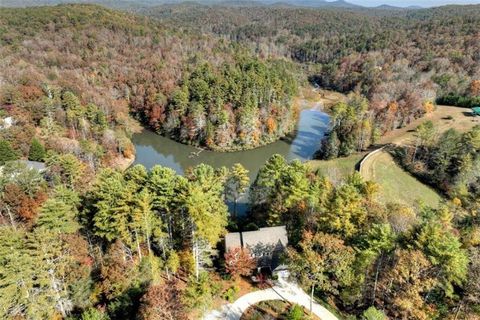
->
left=132, top=109, right=330, bottom=181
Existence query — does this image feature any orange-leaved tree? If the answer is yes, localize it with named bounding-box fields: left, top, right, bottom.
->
left=224, top=247, right=256, bottom=278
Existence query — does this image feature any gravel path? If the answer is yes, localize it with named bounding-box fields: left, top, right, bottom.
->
left=203, top=281, right=339, bottom=320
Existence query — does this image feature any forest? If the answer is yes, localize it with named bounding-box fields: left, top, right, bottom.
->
left=396, top=123, right=480, bottom=204
left=1, top=152, right=479, bottom=319
left=0, top=3, right=479, bottom=320
left=0, top=4, right=299, bottom=152
left=146, top=3, right=480, bottom=156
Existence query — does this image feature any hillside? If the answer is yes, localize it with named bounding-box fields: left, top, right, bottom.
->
left=0, top=4, right=299, bottom=152
left=0, top=3, right=479, bottom=320
left=145, top=3, right=480, bottom=156
left=0, top=0, right=371, bottom=9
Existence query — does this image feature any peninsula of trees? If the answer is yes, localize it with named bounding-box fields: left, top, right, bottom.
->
left=0, top=3, right=479, bottom=320
left=148, top=3, right=480, bottom=157
left=0, top=4, right=299, bottom=153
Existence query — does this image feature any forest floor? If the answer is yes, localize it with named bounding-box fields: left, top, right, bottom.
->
left=112, top=154, right=135, bottom=171
left=359, top=105, right=480, bottom=206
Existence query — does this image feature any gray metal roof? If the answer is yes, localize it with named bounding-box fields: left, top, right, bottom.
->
left=242, top=226, right=288, bottom=249
left=225, top=226, right=288, bottom=251
left=16, top=160, right=46, bottom=172
left=225, top=232, right=242, bottom=251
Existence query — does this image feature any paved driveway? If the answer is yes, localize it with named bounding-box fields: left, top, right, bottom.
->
left=203, top=281, right=339, bottom=320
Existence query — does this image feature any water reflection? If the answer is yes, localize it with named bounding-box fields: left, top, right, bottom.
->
left=132, top=109, right=329, bottom=181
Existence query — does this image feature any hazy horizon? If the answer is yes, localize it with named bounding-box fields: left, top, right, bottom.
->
left=343, top=0, right=480, bottom=7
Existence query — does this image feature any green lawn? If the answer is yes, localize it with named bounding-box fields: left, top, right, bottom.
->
left=307, top=153, right=366, bottom=183
left=308, top=151, right=442, bottom=207
left=362, top=151, right=442, bottom=207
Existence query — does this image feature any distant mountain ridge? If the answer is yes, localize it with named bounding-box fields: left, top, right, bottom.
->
left=0, top=0, right=424, bottom=9
left=374, top=3, right=423, bottom=9
left=265, top=0, right=362, bottom=8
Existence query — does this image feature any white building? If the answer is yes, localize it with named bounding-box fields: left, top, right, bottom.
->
left=0, top=117, right=14, bottom=130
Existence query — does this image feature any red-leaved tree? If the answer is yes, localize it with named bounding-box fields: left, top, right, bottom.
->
left=224, top=247, right=256, bottom=278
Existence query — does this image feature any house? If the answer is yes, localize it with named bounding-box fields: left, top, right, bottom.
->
left=225, top=226, right=288, bottom=272
left=272, top=264, right=290, bottom=281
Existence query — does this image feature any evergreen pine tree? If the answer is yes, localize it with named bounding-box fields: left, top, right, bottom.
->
left=0, top=139, right=18, bottom=165
left=28, top=138, right=46, bottom=161
left=323, top=131, right=340, bottom=159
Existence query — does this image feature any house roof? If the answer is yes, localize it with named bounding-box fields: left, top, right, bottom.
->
left=225, top=232, right=242, bottom=251
left=225, top=226, right=288, bottom=251
left=273, top=264, right=289, bottom=272
left=16, top=160, right=46, bottom=172
left=242, top=226, right=288, bottom=249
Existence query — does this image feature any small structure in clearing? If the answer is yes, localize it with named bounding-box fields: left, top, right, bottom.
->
left=16, top=160, right=46, bottom=172
left=225, top=226, right=288, bottom=273
left=472, top=106, right=480, bottom=116
left=0, top=117, right=14, bottom=130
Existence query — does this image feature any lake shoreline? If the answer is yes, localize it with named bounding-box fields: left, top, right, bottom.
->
left=131, top=109, right=330, bottom=178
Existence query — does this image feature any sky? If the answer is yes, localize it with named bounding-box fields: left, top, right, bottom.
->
left=344, top=0, right=480, bottom=7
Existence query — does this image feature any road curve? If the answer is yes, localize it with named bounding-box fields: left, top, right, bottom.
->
left=203, top=281, right=339, bottom=320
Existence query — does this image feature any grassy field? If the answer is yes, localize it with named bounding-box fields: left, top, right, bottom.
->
left=379, top=104, right=480, bottom=145
left=363, top=104, right=477, bottom=207
left=306, top=104, right=477, bottom=206
left=307, top=153, right=366, bottom=183
left=308, top=151, right=441, bottom=207
left=360, top=151, right=442, bottom=207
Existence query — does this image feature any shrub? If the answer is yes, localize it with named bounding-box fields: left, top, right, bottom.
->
left=362, top=306, right=387, bottom=320
left=0, top=139, right=18, bottom=165
left=244, top=222, right=259, bottom=231
left=28, top=138, right=46, bottom=161
left=223, top=285, right=240, bottom=302
left=287, top=304, right=305, bottom=320
left=81, top=308, right=110, bottom=320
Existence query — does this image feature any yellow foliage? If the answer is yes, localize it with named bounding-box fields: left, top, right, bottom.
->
left=452, top=197, right=462, bottom=207
left=423, top=101, right=435, bottom=113
left=387, top=101, right=398, bottom=113
left=251, top=131, right=260, bottom=144
left=470, top=79, right=480, bottom=96
left=206, top=137, right=214, bottom=148
left=178, top=250, right=195, bottom=275
left=465, top=226, right=480, bottom=247
left=292, top=97, right=301, bottom=119
left=122, top=143, right=135, bottom=158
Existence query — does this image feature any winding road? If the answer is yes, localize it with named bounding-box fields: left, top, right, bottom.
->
left=203, top=280, right=339, bottom=320
left=359, top=105, right=480, bottom=175
left=358, top=105, right=479, bottom=204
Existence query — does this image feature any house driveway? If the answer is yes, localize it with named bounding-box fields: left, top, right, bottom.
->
left=203, top=280, right=339, bottom=320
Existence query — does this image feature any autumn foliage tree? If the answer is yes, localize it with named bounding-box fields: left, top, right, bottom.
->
left=376, top=250, right=437, bottom=319
left=224, top=247, right=256, bottom=278
left=138, top=280, right=187, bottom=320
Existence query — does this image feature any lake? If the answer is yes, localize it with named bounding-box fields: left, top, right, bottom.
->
left=132, top=109, right=330, bottom=181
